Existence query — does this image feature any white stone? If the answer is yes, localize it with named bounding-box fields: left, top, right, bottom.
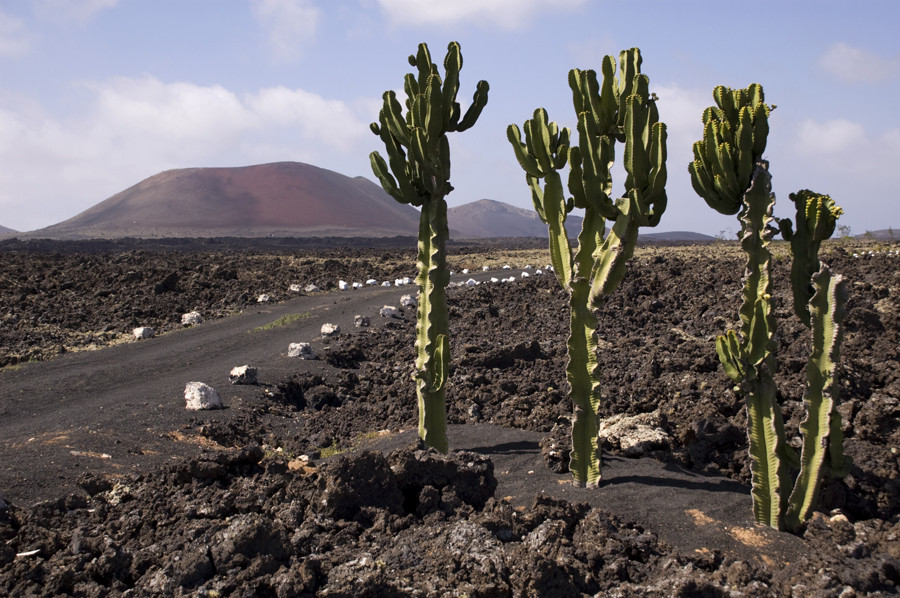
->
left=400, top=294, right=417, bottom=307
left=366, top=279, right=378, bottom=286
left=381, top=281, right=392, bottom=287
left=482, top=266, right=490, bottom=271
left=352, top=282, right=363, bottom=289
left=338, top=280, right=349, bottom=290
left=380, top=305, right=400, bottom=318
left=288, top=284, right=302, bottom=293
left=462, top=268, right=470, bottom=274
left=304, top=284, right=321, bottom=293
left=288, top=342, right=316, bottom=359
left=520, top=272, right=530, bottom=279
left=502, top=265, right=511, bottom=270
left=257, top=294, right=270, bottom=303
left=490, top=277, right=499, bottom=283
left=465, top=278, right=477, bottom=286
left=181, top=311, right=203, bottom=326
left=229, top=365, right=257, bottom=385
left=598, top=411, right=670, bottom=456
left=535, top=269, right=543, bottom=275
left=354, top=315, right=370, bottom=328
left=321, top=323, right=340, bottom=336
left=184, top=382, right=223, bottom=410
left=524, top=265, right=532, bottom=269
left=133, top=327, right=155, bottom=339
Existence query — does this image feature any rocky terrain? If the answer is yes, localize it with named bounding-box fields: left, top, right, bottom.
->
left=1, top=238, right=899, bottom=596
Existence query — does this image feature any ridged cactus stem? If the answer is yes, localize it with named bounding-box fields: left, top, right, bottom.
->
left=785, top=266, right=848, bottom=531
left=568, top=208, right=603, bottom=486
left=369, top=41, right=488, bottom=452
left=734, top=162, right=794, bottom=529
left=414, top=197, right=450, bottom=453
left=692, top=83, right=848, bottom=531
left=508, top=48, right=666, bottom=487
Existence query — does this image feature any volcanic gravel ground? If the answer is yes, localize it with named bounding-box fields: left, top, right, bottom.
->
left=1, top=240, right=899, bottom=596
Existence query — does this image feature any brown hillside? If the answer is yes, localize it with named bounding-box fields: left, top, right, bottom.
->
left=30, top=162, right=422, bottom=239
left=448, top=199, right=583, bottom=238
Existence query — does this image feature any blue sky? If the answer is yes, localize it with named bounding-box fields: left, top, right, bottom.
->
left=1, top=0, right=898, bottom=236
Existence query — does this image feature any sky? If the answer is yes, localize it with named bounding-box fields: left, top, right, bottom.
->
left=1, top=0, right=899, bottom=236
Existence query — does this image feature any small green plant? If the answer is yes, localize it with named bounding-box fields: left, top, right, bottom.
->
left=250, top=312, right=311, bottom=333
left=369, top=41, right=488, bottom=453
left=508, top=48, right=667, bottom=487
left=690, top=83, right=849, bottom=531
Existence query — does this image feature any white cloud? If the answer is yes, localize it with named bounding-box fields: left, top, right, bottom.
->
left=376, top=0, right=587, bottom=29
left=788, top=117, right=900, bottom=185
left=819, top=42, right=899, bottom=84
left=0, top=77, right=374, bottom=231
left=250, top=0, right=320, bottom=61
left=0, top=10, right=31, bottom=56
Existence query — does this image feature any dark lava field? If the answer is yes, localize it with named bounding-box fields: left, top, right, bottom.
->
left=1, top=237, right=898, bottom=596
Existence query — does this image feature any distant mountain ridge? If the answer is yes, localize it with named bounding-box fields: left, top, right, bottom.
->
left=29, top=162, right=422, bottom=239
left=447, top=199, right=584, bottom=238
left=0, top=224, right=16, bottom=236
left=17, top=161, right=716, bottom=241
left=447, top=198, right=713, bottom=242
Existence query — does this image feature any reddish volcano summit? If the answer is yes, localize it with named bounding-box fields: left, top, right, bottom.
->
left=32, top=162, right=422, bottom=239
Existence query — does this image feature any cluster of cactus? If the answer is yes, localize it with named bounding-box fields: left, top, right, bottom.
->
left=369, top=41, right=489, bottom=453
left=507, top=48, right=667, bottom=487
left=689, top=84, right=849, bottom=531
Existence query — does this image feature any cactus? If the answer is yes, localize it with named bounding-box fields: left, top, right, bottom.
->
left=690, top=84, right=848, bottom=531
left=508, top=48, right=667, bottom=487
left=369, top=41, right=489, bottom=453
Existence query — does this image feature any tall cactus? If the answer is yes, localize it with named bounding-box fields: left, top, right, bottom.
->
left=508, top=48, right=667, bottom=487
left=690, top=84, right=849, bottom=531
left=369, top=41, right=489, bottom=453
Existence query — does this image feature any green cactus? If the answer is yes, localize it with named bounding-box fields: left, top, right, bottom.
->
left=370, top=41, right=488, bottom=453
left=690, top=84, right=848, bottom=531
left=508, top=48, right=667, bottom=487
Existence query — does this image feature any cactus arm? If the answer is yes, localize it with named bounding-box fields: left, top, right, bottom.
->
left=541, top=171, right=575, bottom=289
left=456, top=80, right=490, bottom=132
left=507, top=124, right=542, bottom=178
left=784, top=190, right=844, bottom=327
left=785, top=267, right=848, bottom=531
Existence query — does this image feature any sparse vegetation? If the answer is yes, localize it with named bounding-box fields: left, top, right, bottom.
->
left=250, top=312, right=312, bottom=333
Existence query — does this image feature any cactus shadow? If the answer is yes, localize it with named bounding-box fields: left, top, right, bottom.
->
left=601, top=455, right=748, bottom=495
left=465, top=440, right=540, bottom=456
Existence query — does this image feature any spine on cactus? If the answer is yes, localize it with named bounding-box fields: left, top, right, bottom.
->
left=690, top=83, right=848, bottom=531
left=507, top=48, right=667, bottom=487
left=369, top=41, right=488, bottom=453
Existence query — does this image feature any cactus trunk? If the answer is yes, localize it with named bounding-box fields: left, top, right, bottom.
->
left=567, top=272, right=602, bottom=487
left=414, top=196, right=450, bottom=453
